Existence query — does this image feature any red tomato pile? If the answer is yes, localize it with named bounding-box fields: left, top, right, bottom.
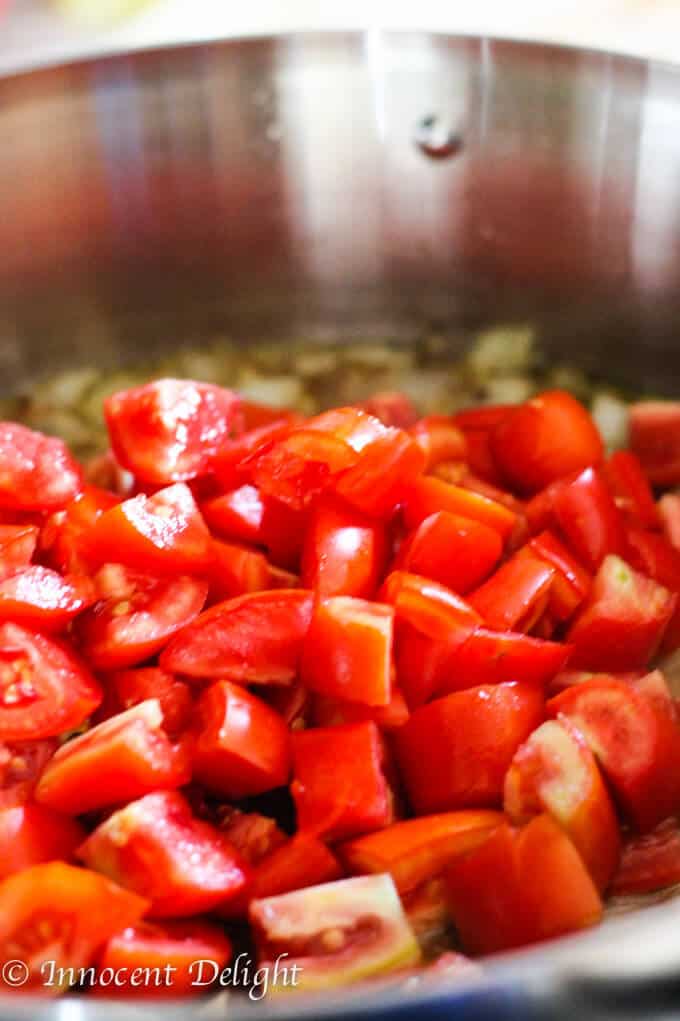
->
left=2, top=381, right=680, bottom=996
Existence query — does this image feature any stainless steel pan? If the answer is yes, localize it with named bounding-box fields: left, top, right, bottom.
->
left=1, top=30, right=680, bottom=1020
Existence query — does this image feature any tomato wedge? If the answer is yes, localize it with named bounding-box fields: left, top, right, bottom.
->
left=84, top=483, right=213, bottom=574
left=396, top=511, right=503, bottom=595
left=41, top=485, right=119, bottom=575
left=0, top=738, right=57, bottom=809
left=0, top=423, right=82, bottom=512
left=605, top=450, right=659, bottom=529
left=0, top=622, right=101, bottom=741
left=160, top=589, right=314, bottom=683
left=98, top=667, right=193, bottom=738
left=381, top=571, right=481, bottom=642
left=0, top=804, right=85, bottom=879
left=105, top=378, right=242, bottom=485
left=201, top=484, right=265, bottom=545
left=403, top=476, right=518, bottom=540
left=468, top=546, right=555, bottom=632
left=77, top=790, right=249, bottom=917
left=300, top=496, right=387, bottom=599
left=35, top=700, right=191, bottom=815
left=250, top=833, right=343, bottom=901
left=0, top=862, right=147, bottom=992
left=437, top=627, right=571, bottom=694
left=409, top=416, right=466, bottom=470
left=0, top=566, right=96, bottom=631
left=629, top=401, right=680, bottom=486
left=77, top=565, right=209, bottom=670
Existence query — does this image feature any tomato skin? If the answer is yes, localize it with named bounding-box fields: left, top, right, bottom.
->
left=340, top=811, right=504, bottom=895
left=529, top=530, right=591, bottom=620
left=0, top=622, right=101, bottom=742
left=0, top=525, right=39, bottom=581
left=35, top=699, right=191, bottom=815
left=201, top=485, right=265, bottom=545
left=445, top=816, right=602, bottom=955
left=409, top=416, right=466, bottom=470
left=610, top=818, right=680, bottom=895
left=468, top=546, right=556, bottom=632
left=291, top=721, right=393, bottom=842
left=0, top=803, right=85, bottom=879
left=105, top=378, right=242, bottom=485
left=192, top=680, right=291, bottom=799
left=102, top=667, right=193, bottom=738
left=437, top=627, right=571, bottom=694
left=504, top=718, right=621, bottom=891
left=547, top=678, right=680, bottom=831
left=0, top=423, right=82, bottom=512
left=300, top=496, right=387, bottom=599
left=403, top=476, right=518, bottom=541
left=77, top=790, right=250, bottom=917
left=208, top=539, right=272, bottom=603
left=0, top=738, right=57, bottom=808
left=396, top=511, right=502, bottom=595
left=382, top=570, right=481, bottom=644
left=311, top=689, right=410, bottom=731
left=394, top=683, right=545, bottom=814
left=301, top=597, right=394, bottom=707
left=0, top=864, right=147, bottom=992
left=250, top=833, right=343, bottom=901
left=94, top=920, right=233, bottom=998
left=552, top=467, right=627, bottom=572
left=629, top=401, right=680, bottom=486
left=491, top=390, right=604, bottom=495
left=605, top=451, right=659, bottom=529
left=77, top=565, right=209, bottom=671
left=566, top=555, right=676, bottom=671
left=0, top=566, right=96, bottom=631
left=160, top=589, right=314, bottom=683
left=84, top=483, right=213, bottom=575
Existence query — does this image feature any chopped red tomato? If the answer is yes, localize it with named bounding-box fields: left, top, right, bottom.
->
left=491, top=390, right=603, bottom=495
left=340, top=811, right=504, bottom=894
left=610, top=818, right=680, bottom=895
left=0, top=524, right=38, bottom=581
left=445, top=815, right=602, bottom=954
left=246, top=428, right=357, bottom=510
left=547, top=677, right=680, bottom=831
left=552, top=467, right=627, bottom=571
left=208, top=539, right=272, bottom=602
left=468, top=546, right=555, bottom=631
left=409, top=416, right=466, bottom=470
left=504, top=718, right=620, bottom=891
left=192, top=680, right=290, bottom=798
left=396, top=511, right=502, bottom=595
left=0, top=738, right=57, bottom=808
left=201, top=484, right=265, bottom=545
left=84, top=483, right=213, bottom=574
left=0, top=622, right=101, bottom=741
left=0, top=567, right=95, bottom=631
left=105, top=378, right=242, bottom=485
left=311, top=689, right=410, bottom=731
left=301, top=496, right=387, bottom=598
left=0, top=423, right=82, bottom=512
left=359, top=391, right=418, bottom=429
left=334, top=431, right=426, bottom=519
left=438, top=627, right=571, bottom=693
left=77, top=565, right=208, bottom=670
left=102, top=667, right=193, bottom=737
left=250, top=833, right=343, bottom=900
left=566, top=555, right=676, bottom=671
left=291, top=721, right=393, bottom=841
left=160, top=588, right=313, bottom=683
left=78, top=790, right=249, bottom=917
left=0, top=803, right=85, bottom=879
left=0, top=862, right=148, bottom=992
left=394, top=682, right=545, bottom=814
left=35, top=699, right=190, bottom=815
left=529, top=530, right=591, bottom=620
left=301, top=597, right=394, bottom=707
left=94, top=920, right=232, bottom=998
left=659, top=493, right=680, bottom=549
left=605, top=450, right=659, bottom=529
left=41, top=485, right=119, bottom=574
left=629, top=401, right=680, bottom=486
left=211, top=419, right=295, bottom=490
left=381, top=571, right=481, bottom=642
left=403, top=475, right=518, bottom=540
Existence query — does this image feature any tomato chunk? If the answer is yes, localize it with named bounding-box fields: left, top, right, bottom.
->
left=246, top=428, right=357, bottom=510
left=394, top=682, right=545, bottom=814
left=208, top=539, right=272, bottom=602
left=160, top=588, right=314, bottom=683
left=547, top=678, right=680, bottom=831
left=78, top=790, right=249, bottom=917
left=84, top=483, right=213, bottom=574
left=504, top=718, right=620, bottom=891
left=41, top=485, right=119, bottom=574
left=0, top=423, right=82, bottom=512
left=566, top=555, right=676, bottom=671
left=192, top=680, right=290, bottom=798
left=301, top=497, right=387, bottom=599
left=0, top=566, right=95, bottom=631
left=0, top=862, right=147, bottom=992
left=468, top=546, right=555, bottom=632
left=445, top=816, right=602, bottom=954
left=396, top=511, right=502, bottom=595
left=0, top=738, right=57, bottom=809
left=0, top=622, right=101, bottom=741
left=438, top=627, right=571, bottom=694
left=629, top=401, right=680, bottom=486
left=0, top=803, right=85, bottom=879
left=201, top=485, right=265, bottom=545
left=105, top=378, right=242, bottom=485
left=529, top=530, right=591, bottom=620
left=311, top=689, right=410, bottom=732
left=403, top=475, right=517, bottom=540
left=610, top=818, right=680, bottom=895
left=361, top=392, right=418, bottom=429
left=340, top=811, right=504, bottom=894
left=77, top=565, right=208, bottom=670
left=491, top=390, right=603, bottom=495
left=381, top=571, right=481, bottom=642
left=35, top=700, right=190, bottom=815
left=552, top=467, right=627, bottom=571
left=99, top=667, right=193, bottom=738
left=0, top=525, right=38, bottom=581
left=605, top=450, right=659, bottom=529
left=291, top=721, right=393, bottom=841
left=409, top=416, right=466, bottom=470
left=301, top=597, right=394, bottom=707
left=659, top=492, right=680, bottom=550
left=250, top=833, right=343, bottom=900
left=95, top=920, right=232, bottom=998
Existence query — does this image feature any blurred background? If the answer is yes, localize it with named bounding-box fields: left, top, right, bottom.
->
left=2, top=0, right=680, bottom=73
